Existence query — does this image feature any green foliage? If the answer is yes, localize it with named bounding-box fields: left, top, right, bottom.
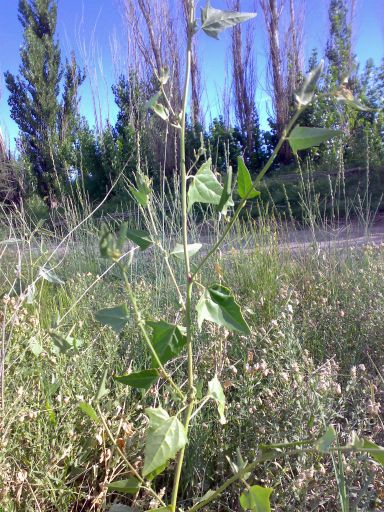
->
left=288, top=126, right=341, bottom=152
left=129, top=172, right=152, bottom=207
left=146, top=92, right=169, bottom=121
left=114, top=369, right=159, bottom=389
left=239, top=485, right=273, bottom=512
left=326, top=0, right=353, bottom=86
left=50, top=331, right=82, bottom=354
left=78, top=402, right=99, bottom=424
left=95, top=304, right=129, bottom=333
left=208, top=117, right=243, bottom=171
left=2, top=2, right=384, bottom=511
left=196, top=284, right=250, bottom=334
left=147, top=320, right=187, bottom=367
left=74, top=120, right=136, bottom=204
left=237, top=157, right=259, bottom=199
left=361, top=440, right=384, bottom=467
left=2, top=211, right=384, bottom=509
left=95, top=369, right=110, bottom=401
left=125, top=228, right=153, bottom=251
left=316, top=425, right=337, bottom=453
left=200, top=1, right=256, bottom=39
left=170, top=243, right=202, bottom=260
left=188, top=159, right=223, bottom=211
left=99, top=223, right=128, bottom=260
left=143, top=410, right=187, bottom=477
left=108, top=478, right=141, bottom=495
left=4, top=0, right=84, bottom=207
left=207, top=375, right=226, bottom=424
left=350, top=436, right=384, bottom=466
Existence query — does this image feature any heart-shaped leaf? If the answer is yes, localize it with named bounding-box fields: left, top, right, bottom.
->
left=114, top=368, right=159, bottom=389
left=145, top=407, right=180, bottom=478
left=95, top=368, right=110, bottom=401
left=170, top=243, right=202, bottom=260
left=201, top=1, right=256, bottom=39
left=295, top=60, right=324, bottom=106
left=95, top=304, right=129, bottom=333
left=240, top=485, right=273, bottom=512
left=315, top=425, right=336, bottom=453
left=147, top=320, right=187, bottom=366
left=361, top=439, right=384, bottom=466
left=143, top=415, right=187, bottom=477
left=146, top=92, right=169, bottom=121
left=336, top=89, right=378, bottom=111
left=237, top=157, right=259, bottom=199
left=159, top=67, right=170, bottom=85
left=208, top=375, right=226, bottom=424
left=39, top=267, right=64, bottom=285
left=100, top=228, right=119, bottom=260
left=50, top=332, right=82, bottom=354
left=146, top=407, right=170, bottom=431
left=126, top=229, right=152, bottom=251
left=188, top=159, right=223, bottom=211
left=363, top=439, right=384, bottom=467
left=108, top=478, right=140, bottom=495
left=29, top=336, right=43, bottom=356
left=153, top=103, right=169, bottom=121
left=349, top=434, right=384, bottom=466
left=196, top=284, right=250, bottom=334
left=288, top=125, right=342, bottom=153
left=78, top=402, right=99, bottom=424
left=129, top=172, right=152, bottom=207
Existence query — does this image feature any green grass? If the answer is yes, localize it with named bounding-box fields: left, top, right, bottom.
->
left=1, top=199, right=384, bottom=511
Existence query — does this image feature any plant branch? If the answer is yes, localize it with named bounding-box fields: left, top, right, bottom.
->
left=188, top=442, right=382, bottom=512
left=170, top=2, right=196, bottom=511
left=118, top=263, right=185, bottom=400
left=96, top=404, right=165, bottom=506
left=192, top=106, right=303, bottom=277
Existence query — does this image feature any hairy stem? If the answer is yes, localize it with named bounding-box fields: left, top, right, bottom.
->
left=170, top=2, right=196, bottom=511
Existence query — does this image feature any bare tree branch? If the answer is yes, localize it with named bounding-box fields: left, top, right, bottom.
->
left=228, top=0, right=257, bottom=161
left=259, top=0, right=304, bottom=162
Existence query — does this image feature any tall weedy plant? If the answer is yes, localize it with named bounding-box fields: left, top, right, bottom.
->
left=92, top=2, right=384, bottom=510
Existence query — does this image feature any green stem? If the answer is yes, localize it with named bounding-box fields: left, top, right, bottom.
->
left=192, top=106, right=303, bottom=277
left=170, top=3, right=195, bottom=511
left=188, top=449, right=293, bottom=512
left=118, top=263, right=184, bottom=401
left=187, top=443, right=380, bottom=512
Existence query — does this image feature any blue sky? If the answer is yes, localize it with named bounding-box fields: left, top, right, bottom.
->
left=0, top=0, right=383, bottom=151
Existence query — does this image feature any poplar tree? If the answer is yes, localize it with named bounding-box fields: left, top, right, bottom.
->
left=325, top=0, right=354, bottom=87
left=5, top=0, right=83, bottom=207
